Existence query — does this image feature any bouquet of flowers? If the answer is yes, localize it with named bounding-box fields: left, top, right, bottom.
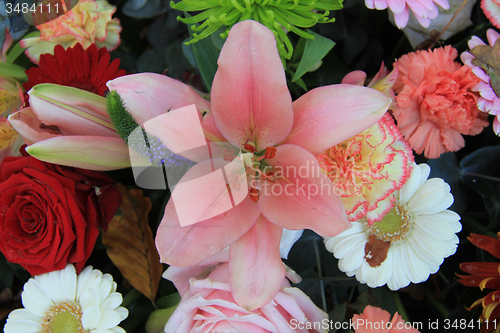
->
left=0, top=0, right=499, bottom=331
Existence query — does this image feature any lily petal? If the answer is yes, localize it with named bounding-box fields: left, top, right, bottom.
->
left=156, top=159, right=260, bottom=266
left=25, top=136, right=131, bottom=170
left=258, top=144, right=350, bottom=237
left=210, top=20, right=293, bottom=151
left=142, top=105, right=211, bottom=163
left=28, top=84, right=119, bottom=138
left=229, top=216, right=285, bottom=311
left=8, top=107, right=61, bottom=145
left=106, top=73, right=211, bottom=126
left=285, top=85, right=391, bottom=156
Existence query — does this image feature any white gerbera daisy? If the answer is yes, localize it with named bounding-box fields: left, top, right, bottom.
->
left=324, top=163, right=462, bottom=290
left=4, top=264, right=128, bottom=333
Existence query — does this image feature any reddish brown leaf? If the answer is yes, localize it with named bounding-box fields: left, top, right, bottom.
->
left=102, top=184, right=163, bottom=303
left=364, top=235, right=390, bottom=268
left=471, top=40, right=500, bottom=97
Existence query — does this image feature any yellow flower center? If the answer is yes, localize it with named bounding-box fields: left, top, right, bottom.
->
left=41, top=302, right=85, bottom=333
left=365, top=201, right=413, bottom=243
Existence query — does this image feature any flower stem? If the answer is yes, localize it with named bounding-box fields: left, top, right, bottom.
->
left=313, top=238, right=327, bottom=312
left=436, top=0, right=469, bottom=41
left=122, top=288, right=143, bottom=308
left=392, top=292, right=409, bottom=322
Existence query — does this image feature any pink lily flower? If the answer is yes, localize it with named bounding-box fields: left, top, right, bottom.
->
left=107, top=20, right=391, bottom=310
left=8, top=84, right=134, bottom=170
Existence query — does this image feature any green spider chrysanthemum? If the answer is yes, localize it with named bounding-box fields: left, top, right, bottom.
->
left=171, top=0, right=343, bottom=60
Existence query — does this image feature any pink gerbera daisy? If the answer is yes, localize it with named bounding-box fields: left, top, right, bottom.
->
left=461, top=29, right=500, bottom=135
left=365, top=0, right=450, bottom=29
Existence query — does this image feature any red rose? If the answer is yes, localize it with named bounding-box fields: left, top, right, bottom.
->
left=0, top=155, right=121, bottom=275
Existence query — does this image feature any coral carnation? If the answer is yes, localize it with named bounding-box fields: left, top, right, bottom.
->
left=393, top=45, right=488, bottom=159
left=352, top=305, right=420, bottom=332
left=24, top=43, right=125, bottom=97
left=20, top=0, right=121, bottom=65
left=317, top=113, right=414, bottom=224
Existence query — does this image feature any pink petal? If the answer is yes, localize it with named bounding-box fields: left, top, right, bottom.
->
left=25, top=136, right=131, bottom=170
left=468, top=36, right=487, bottom=49
left=258, top=144, right=350, bottom=237
left=487, top=28, right=500, bottom=46
left=433, top=0, right=450, bottom=10
left=106, top=73, right=211, bottom=126
left=374, top=0, right=389, bottom=9
left=387, top=0, right=406, bottom=14
left=210, top=20, right=293, bottom=151
left=282, top=288, right=328, bottom=324
left=341, top=71, right=367, bottom=85
left=156, top=174, right=260, bottom=266
left=162, top=249, right=229, bottom=297
left=168, top=158, right=248, bottom=227
left=285, top=85, right=391, bottom=156
left=142, top=104, right=212, bottom=163
left=28, top=85, right=119, bottom=138
left=8, top=108, right=61, bottom=145
left=394, top=7, right=410, bottom=28
left=229, top=216, right=285, bottom=311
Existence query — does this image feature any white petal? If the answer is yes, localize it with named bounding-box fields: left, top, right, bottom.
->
left=363, top=251, right=393, bottom=288
left=60, top=265, right=77, bottom=302
left=332, top=232, right=367, bottom=259
left=324, top=222, right=365, bottom=252
left=407, top=180, right=447, bottom=213
left=4, top=318, right=42, bottom=333
left=80, top=288, right=100, bottom=309
left=22, top=280, right=53, bottom=316
left=76, top=266, right=94, bottom=300
left=97, top=277, right=113, bottom=304
left=78, top=270, right=103, bottom=303
left=96, top=310, right=123, bottom=329
left=101, top=293, right=123, bottom=310
left=414, top=215, right=457, bottom=241
left=115, top=307, right=129, bottom=321
left=280, top=228, right=303, bottom=259
left=405, top=244, right=431, bottom=283
left=398, top=163, right=422, bottom=202
left=111, top=327, right=127, bottom=333
left=387, top=245, right=410, bottom=290
left=417, top=194, right=454, bottom=215
left=408, top=231, right=445, bottom=265
left=82, top=305, right=102, bottom=330
left=338, top=240, right=366, bottom=272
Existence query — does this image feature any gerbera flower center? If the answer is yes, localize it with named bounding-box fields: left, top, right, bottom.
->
left=41, top=301, right=85, bottom=333
left=365, top=201, right=413, bottom=243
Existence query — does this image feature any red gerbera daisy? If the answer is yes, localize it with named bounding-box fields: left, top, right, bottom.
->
left=23, top=43, right=126, bottom=97
left=458, top=232, right=500, bottom=333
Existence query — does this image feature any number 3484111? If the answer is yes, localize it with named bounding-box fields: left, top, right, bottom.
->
left=5, top=2, right=60, bottom=14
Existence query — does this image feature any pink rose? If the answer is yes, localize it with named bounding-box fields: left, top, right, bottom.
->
left=163, top=260, right=327, bottom=333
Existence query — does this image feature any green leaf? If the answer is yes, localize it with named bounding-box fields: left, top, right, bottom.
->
left=146, top=293, right=181, bottom=333
left=7, top=31, right=39, bottom=64
left=0, top=62, right=27, bottom=80
left=328, top=302, right=346, bottom=333
left=427, top=153, right=467, bottom=215
left=292, top=30, right=335, bottom=82
left=156, top=292, right=181, bottom=309
left=185, top=13, right=220, bottom=92
left=460, top=146, right=500, bottom=229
